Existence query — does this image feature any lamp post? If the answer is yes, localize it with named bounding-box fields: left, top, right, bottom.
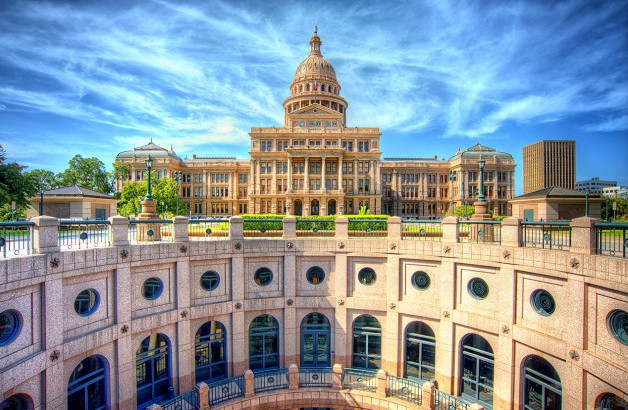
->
left=448, top=170, right=456, bottom=216
left=38, top=176, right=45, bottom=216
left=477, top=155, right=486, bottom=202
left=145, top=155, right=154, bottom=201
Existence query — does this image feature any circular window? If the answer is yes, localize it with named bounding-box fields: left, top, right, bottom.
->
left=306, top=266, right=325, bottom=285
left=254, top=268, right=273, bottom=286
left=607, top=310, right=628, bottom=346
left=142, top=277, right=164, bottom=300
left=530, top=289, right=556, bottom=316
left=358, top=268, right=377, bottom=286
left=0, top=310, right=22, bottom=346
left=200, top=271, right=220, bottom=291
left=74, top=289, right=100, bottom=316
left=467, top=278, right=489, bottom=300
left=411, top=271, right=430, bottom=290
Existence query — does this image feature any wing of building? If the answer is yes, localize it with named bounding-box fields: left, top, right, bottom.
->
left=114, top=30, right=516, bottom=217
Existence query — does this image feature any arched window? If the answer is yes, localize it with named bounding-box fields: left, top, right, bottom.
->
left=0, top=394, right=32, bottom=410
left=405, top=322, right=435, bottom=381
left=306, top=84, right=311, bottom=91
left=311, top=200, right=320, bottom=216
left=460, top=334, right=494, bottom=407
left=299, top=85, right=303, bottom=93
left=195, top=321, right=227, bottom=383
left=68, top=356, right=108, bottom=410
left=321, top=84, right=326, bottom=92
left=523, top=356, right=561, bottom=410
left=597, top=393, right=628, bottom=410
left=301, top=313, right=331, bottom=367
left=352, top=315, right=381, bottom=369
left=249, top=315, right=279, bottom=370
left=136, top=334, right=171, bottom=408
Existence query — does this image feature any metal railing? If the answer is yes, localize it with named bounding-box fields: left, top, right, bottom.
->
left=253, top=368, right=289, bottom=393
left=298, top=367, right=333, bottom=387
left=458, top=220, right=501, bottom=244
left=348, top=219, right=388, bottom=238
left=386, top=375, right=422, bottom=405
left=296, top=218, right=335, bottom=237
left=595, top=222, right=628, bottom=258
left=521, top=221, right=571, bottom=250
left=128, top=220, right=174, bottom=242
left=0, top=222, right=35, bottom=258
left=243, top=219, right=283, bottom=237
left=342, top=368, right=378, bottom=392
left=58, top=220, right=111, bottom=249
left=188, top=219, right=229, bottom=240
left=402, top=220, right=443, bottom=241
left=160, top=388, right=198, bottom=410
left=208, top=375, right=245, bottom=406
left=434, top=389, right=470, bottom=410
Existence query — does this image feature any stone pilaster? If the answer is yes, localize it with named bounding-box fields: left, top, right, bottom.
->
left=32, top=216, right=60, bottom=254
left=570, top=216, right=598, bottom=255
left=288, top=364, right=299, bottom=390
left=376, top=369, right=388, bottom=397
left=421, top=381, right=435, bottom=409
left=283, top=216, right=297, bottom=239
left=108, top=216, right=130, bottom=246
left=441, top=216, right=459, bottom=243
left=244, top=369, right=255, bottom=398
left=196, top=382, right=210, bottom=410
left=387, top=216, right=402, bottom=240
left=332, top=364, right=343, bottom=389
left=172, top=216, right=189, bottom=242
left=229, top=216, right=244, bottom=240
left=501, top=217, right=520, bottom=247
left=335, top=216, right=348, bottom=241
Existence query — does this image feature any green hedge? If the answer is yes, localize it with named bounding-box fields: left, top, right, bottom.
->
left=237, top=214, right=389, bottom=231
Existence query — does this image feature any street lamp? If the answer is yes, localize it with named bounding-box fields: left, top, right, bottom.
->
left=477, top=155, right=486, bottom=203
left=448, top=170, right=457, bottom=216
left=39, top=176, right=45, bottom=216
left=145, top=155, right=153, bottom=201
left=173, top=171, right=182, bottom=216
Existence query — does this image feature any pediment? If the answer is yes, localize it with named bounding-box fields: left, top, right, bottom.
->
left=290, top=103, right=341, bottom=117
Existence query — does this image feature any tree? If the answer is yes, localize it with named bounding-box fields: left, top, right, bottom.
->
left=57, top=154, right=113, bottom=194
left=113, top=161, right=131, bottom=182
left=0, top=145, right=36, bottom=221
left=601, top=196, right=628, bottom=222
left=358, top=205, right=371, bottom=215
left=116, top=173, right=187, bottom=217
left=24, top=169, right=60, bottom=192
left=453, top=205, right=475, bottom=219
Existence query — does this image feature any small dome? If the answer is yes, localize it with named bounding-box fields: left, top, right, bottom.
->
left=449, top=142, right=513, bottom=161
left=293, top=30, right=337, bottom=82
left=116, top=139, right=182, bottom=161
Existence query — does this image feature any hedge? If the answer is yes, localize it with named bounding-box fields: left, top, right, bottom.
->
left=237, top=214, right=389, bottom=232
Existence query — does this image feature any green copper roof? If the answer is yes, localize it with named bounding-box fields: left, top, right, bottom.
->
left=116, top=140, right=182, bottom=161
left=449, top=142, right=513, bottom=161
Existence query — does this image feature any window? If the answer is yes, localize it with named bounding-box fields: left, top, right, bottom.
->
left=200, top=271, right=220, bottom=291
left=342, top=141, right=353, bottom=152
left=239, top=174, right=248, bottom=183
left=249, top=315, right=279, bottom=370
left=467, top=277, right=489, bottom=299
left=141, top=277, right=164, bottom=300
left=195, top=321, right=227, bottom=383
left=68, top=356, right=108, bottom=410
left=607, top=310, right=628, bottom=345
left=597, top=394, right=628, bottom=410
left=306, top=266, right=325, bottom=285
left=460, top=334, right=494, bottom=407
left=301, top=313, right=331, bottom=367
left=358, top=141, right=369, bottom=152
left=411, top=271, right=430, bottom=290
left=352, top=315, right=381, bottom=369
left=523, top=356, right=561, bottom=410
left=405, top=322, right=435, bottom=381
left=0, top=395, right=32, bottom=410
left=74, top=289, right=100, bottom=316
left=261, top=141, right=272, bottom=152
left=0, top=310, right=22, bottom=346
left=530, top=289, right=556, bottom=316
left=136, top=334, right=171, bottom=408
left=254, top=268, right=273, bottom=286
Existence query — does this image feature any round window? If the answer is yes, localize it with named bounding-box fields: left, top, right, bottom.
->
left=467, top=277, right=489, bottom=300
left=411, top=271, right=430, bottom=290
left=607, top=310, right=628, bottom=346
left=74, top=289, right=100, bottom=316
left=254, top=268, right=273, bottom=286
left=306, top=266, right=325, bottom=285
left=142, top=277, right=164, bottom=300
left=530, top=289, right=556, bottom=316
left=358, top=268, right=377, bottom=286
left=200, top=271, right=220, bottom=291
left=0, top=310, right=21, bottom=346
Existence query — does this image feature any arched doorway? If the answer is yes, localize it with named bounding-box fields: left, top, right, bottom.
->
left=195, top=321, right=227, bottom=383
left=68, top=356, right=108, bottom=410
left=311, top=200, right=320, bottom=216
left=405, top=321, right=435, bottom=381
left=328, top=200, right=336, bottom=215
left=0, top=394, right=33, bottom=410
left=522, top=355, right=561, bottom=409
left=294, top=200, right=303, bottom=216
left=249, top=314, right=279, bottom=370
left=352, top=315, right=382, bottom=369
left=596, top=393, right=628, bottom=409
left=301, top=313, right=331, bottom=367
left=460, top=334, right=494, bottom=407
left=136, top=334, right=171, bottom=408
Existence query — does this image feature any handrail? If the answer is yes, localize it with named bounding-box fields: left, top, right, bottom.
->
left=0, top=221, right=35, bottom=227
left=457, top=220, right=502, bottom=225
left=129, top=219, right=173, bottom=224
left=594, top=222, right=628, bottom=228
left=521, top=220, right=571, bottom=226
left=59, top=219, right=111, bottom=225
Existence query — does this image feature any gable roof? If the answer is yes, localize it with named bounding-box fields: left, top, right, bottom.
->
left=515, top=186, right=587, bottom=199
left=42, top=186, right=114, bottom=199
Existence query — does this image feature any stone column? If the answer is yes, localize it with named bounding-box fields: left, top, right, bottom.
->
left=196, top=382, right=210, bottom=410
left=271, top=161, right=277, bottom=195
left=338, top=157, right=344, bottom=192
left=229, top=216, right=244, bottom=240
left=570, top=216, right=597, bottom=255
left=335, top=216, right=348, bottom=241
left=32, top=216, right=60, bottom=254
left=387, top=216, right=402, bottom=240
left=172, top=216, right=189, bottom=242
left=304, top=157, right=310, bottom=193
left=289, top=364, right=299, bottom=390
left=376, top=369, right=388, bottom=397
left=332, top=364, right=343, bottom=389
left=442, top=216, right=459, bottom=243
left=108, top=216, right=130, bottom=246
left=353, top=160, right=359, bottom=194
left=244, top=370, right=255, bottom=398
left=469, top=404, right=485, bottom=410
left=283, top=216, right=297, bottom=239
left=255, top=160, right=261, bottom=195
left=421, top=381, right=435, bottom=409
left=501, top=217, right=520, bottom=247
left=287, top=157, right=293, bottom=193
left=322, top=156, right=327, bottom=192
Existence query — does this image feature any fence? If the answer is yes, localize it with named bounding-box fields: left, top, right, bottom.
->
left=253, top=368, right=289, bottom=393
left=521, top=221, right=571, bottom=250
left=159, top=388, right=198, bottom=410
left=402, top=220, right=443, bottom=241
left=296, top=218, right=335, bottom=237
left=243, top=219, right=284, bottom=237
left=298, top=367, right=333, bottom=387
left=341, top=368, right=378, bottom=392
left=458, top=220, right=501, bottom=244
left=188, top=219, right=229, bottom=240
left=386, top=375, right=422, bottom=405
left=595, top=222, right=628, bottom=258
left=0, top=222, right=34, bottom=258
left=434, top=389, right=470, bottom=410
left=348, top=219, right=388, bottom=238
left=207, top=375, right=245, bottom=406
left=129, top=220, right=174, bottom=242
left=58, top=220, right=111, bottom=249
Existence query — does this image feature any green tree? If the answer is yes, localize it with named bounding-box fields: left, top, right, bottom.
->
left=117, top=174, right=187, bottom=217
left=24, top=169, right=60, bottom=192
left=358, top=205, right=371, bottom=215
left=112, top=161, right=131, bottom=182
left=453, top=205, right=475, bottom=219
left=601, top=196, right=628, bottom=222
left=58, top=154, right=113, bottom=194
left=0, top=145, right=36, bottom=221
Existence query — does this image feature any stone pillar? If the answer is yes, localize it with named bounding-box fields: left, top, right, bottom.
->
left=501, top=217, right=520, bottom=247
left=244, top=369, right=255, bottom=398
left=287, top=157, right=293, bottom=192
left=387, top=216, right=402, bottom=240
left=229, top=216, right=244, bottom=240
left=108, top=216, right=130, bottom=246
left=283, top=216, right=297, bottom=239
left=469, top=404, right=485, bottom=410
left=338, top=158, right=344, bottom=192
left=421, top=381, right=435, bottom=409
left=376, top=369, right=388, bottom=397
left=289, top=364, right=299, bottom=390
left=172, top=216, right=189, bottom=242
left=32, top=216, right=60, bottom=254
left=335, top=216, right=348, bottom=241
left=304, top=157, right=310, bottom=193
left=442, top=216, right=459, bottom=243
left=322, top=156, right=327, bottom=192
left=271, top=161, right=277, bottom=195
left=570, top=216, right=597, bottom=255
left=332, top=364, right=343, bottom=390
left=353, top=160, right=359, bottom=194
left=145, top=405, right=162, bottom=410
left=196, top=382, right=210, bottom=410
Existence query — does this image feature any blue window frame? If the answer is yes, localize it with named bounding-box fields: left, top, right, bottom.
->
left=249, top=315, right=279, bottom=371
left=141, top=278, right=163, bottom=300
left=0, top=394, right=32, bottom=410
left=523, top=356, right=561, bottom=410
left=200, top=271, right=220, bottom=291
left=405, top=321, right=435, bottom=381
left=352, top=315, right=381, bottom=369
left=254, top=268, right=273, bottom=286
left=136, top=334, right=171, bottom=409
left=460, top=334, right=494, bottom=408
left=74, top=289, right=100, bottom=316
left=195, top=321, right=227, bottom=384
left=68, top=356, right=108, bottom=410
left=0, top=310, right=22, bottom=346
left=300, top=313, right=331, bottom=367
left=598, top=393, right=628, bottom=409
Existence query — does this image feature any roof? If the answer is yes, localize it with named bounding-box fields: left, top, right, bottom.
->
left=41, top=186, right=115, bottom=199
left=449, top=142, right=513, bottom=161
left=116, top=140, right=183, bottom=161
left=514, top=186, right=587, bottom=199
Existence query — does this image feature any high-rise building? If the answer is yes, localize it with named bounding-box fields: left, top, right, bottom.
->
left=523, top=140, right=575, bottom=194
left=575, top=177, right=617, bottom=194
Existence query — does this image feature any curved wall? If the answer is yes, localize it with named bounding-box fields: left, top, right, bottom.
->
left=0, top=236, right=626, bottom=409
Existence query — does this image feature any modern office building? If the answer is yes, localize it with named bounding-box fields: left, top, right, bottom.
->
left=576, top=177, right=617, bottom=194
left=114, top=31, right=516, bottom=218
left=523, top=140, right=575, bottom=194
left=602, top=185, right=628, bottom=197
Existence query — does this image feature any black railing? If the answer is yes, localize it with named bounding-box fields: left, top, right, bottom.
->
left=208, top=375, right=245, bottom=406
left=298, top=367, right=333, bottom=387
left=188, top=219, right=229, bottom=240
left=402, top=219, right=443, bottom=241
left=341, top=368, right=378, bottom=392
left=348, top=219, right=388, bottom=237
left=296, top=218, right=335, bottom=237
left=458, top=220, right=501, bottom=244
left=253, top=368, right=289, bottom=393
left=386, top=375, right=422, bottom=405
left=58, top=220, right=111, bottom=249
left=521, top=221, right=571, bottom=250
left=128, top=219, right=174, bottom=242
left=595, top=222, right=628, bottom=258
left=160, top=388, right=198, bottom=410
left=0, top=221, right=34, bottom=258
left=243, top=219, right=283, bottom=237
left=434, top=389, right=470, bottom=410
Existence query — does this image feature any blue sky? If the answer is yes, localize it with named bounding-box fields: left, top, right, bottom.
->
left=1, top=0, right=626, bottom=195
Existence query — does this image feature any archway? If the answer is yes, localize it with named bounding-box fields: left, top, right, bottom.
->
left=352, top=315, right=381, bottom=369
left=405, top=321, right=435, bottom=381
left=249, top=314, right=280, bottom=370
left=68, top=355, right=108, bottom=410
left=328, top=199, right=336, bottom=215
left=300, top=313, right=331, bottom=367
left=136, top=334, right=171, bottom=408
left=311, top=200, right=320, bottom=216
left=195, top=321, right=227, bottom=383
left=460, top=334, right=494, bottom=407
left=294, top=200, right=303, bottom=216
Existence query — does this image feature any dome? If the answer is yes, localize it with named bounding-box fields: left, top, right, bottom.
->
left=116, top=140, right=182, bottom=161
left=293, top=30, right=337, bottom=83
left=449, top=142, right=513, bottom=161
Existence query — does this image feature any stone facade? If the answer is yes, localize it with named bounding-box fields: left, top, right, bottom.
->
left=523, top=140, right=576, bottom=194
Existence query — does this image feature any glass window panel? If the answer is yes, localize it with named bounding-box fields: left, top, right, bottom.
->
left=249, top=357, right=263, bottom=370
left=67, top=391, right=85, bottom=410
left=423, top=344, right=436, bottom=367
left=265, top=335, right=278, bottom=354
left=478, top=384, right=493, bottom=405
left=462, top=378, right=477, bottom=397
left=87, top=380, right=106, bottom=409
left=369, top=357, right=381, bottom=369
left=406, top=341, right=420, bottom=363
left=353, top=355, right=366, bottom=368
left=265, top=354, right=279, bottom=369
left=353, top=334, right=366, bottom=354
left=368, top=335, right=381, bottom=354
